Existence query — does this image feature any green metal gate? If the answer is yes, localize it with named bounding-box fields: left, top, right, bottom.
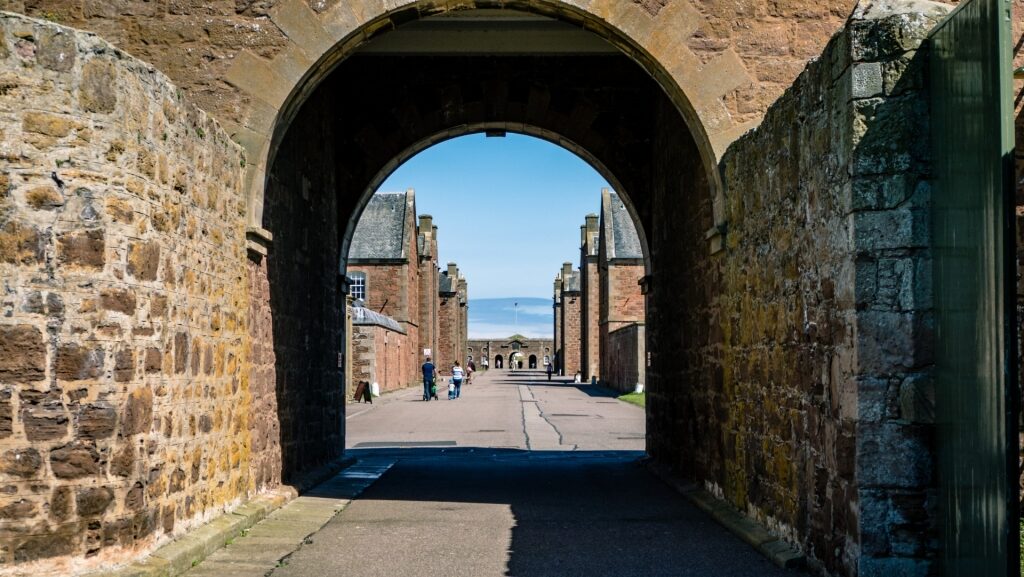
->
left=929, top=0, right=1018, bottom=574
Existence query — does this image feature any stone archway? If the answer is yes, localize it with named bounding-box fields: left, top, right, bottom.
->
left=257, top=8, right=715, bottom=481
left=224, top=0, right=752, bottom=238
left=0, top=2, right=969, bottom=576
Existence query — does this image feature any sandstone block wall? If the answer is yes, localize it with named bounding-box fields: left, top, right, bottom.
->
left=603, top=324, right=645, bottom=394
left=0, top=12, right=249, bottom=575
left=438, top=296, right=459, bottom=373
left=603, top=263, right=646, bottom=330
left=580, top=255, right=600, bottom=381
left=348, top=263, right=408, bottom=322
left=600, top=262, right=645, bottom=391
left=350, top=324, right=415, bottom=397
left=259, top=49, right=344, bottom=487
left=716, top=4, right=946, bottom=575
left=560, top=294, right=582, bottom=377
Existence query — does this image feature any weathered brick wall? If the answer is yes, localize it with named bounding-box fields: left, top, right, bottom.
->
left=553, top=293, right=562, bottom=373
left=603, top=324, right=645, bottom=394
left=580, top=255, right=600, bottom=381
left=348, top=263, right=408, bottom=321
left=600, top=262, right=645, bottom=388
left=601, top=262, right=646, bottom=332
left=261, top=53, right=343, bottom=485
left=715, top=4, right=946, bottom=575
left=350, top=324, right=415, bottom=396
left=437, top=295, right=459, bottom=373
left=0, top=13, right=249, bottom=574
left=560, top=293, right=581, bottom=377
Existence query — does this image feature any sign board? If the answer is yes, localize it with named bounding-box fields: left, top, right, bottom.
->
left=423, top=348, right=431, bottom=356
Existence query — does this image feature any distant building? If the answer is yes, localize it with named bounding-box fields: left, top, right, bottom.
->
left=345, top=190, right=468, bottom=399
left=554, top=262, right=582, bottom=377
left=598, top=190, right=646, bottom=393
left=553, top=189, right=646, bottom=390
left=467, top=335, right=555, bottom=371
left=438, top=263, right=470, bottom=375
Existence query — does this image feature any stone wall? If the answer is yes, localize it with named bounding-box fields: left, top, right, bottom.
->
left=350, top=324, right=415, bottom=397
left=437, top=292, right=460, bottom=374
left=714, top=3, right=946, bottom=575
left=580, top=216, right=600, bottom=381
left=0, top=12, right=249, bottom=575
left=247, top=255, right=280, bottom=494
left=603, top=324, right=645, bottom=394
left=260, top=47, right=344, bottom=486
left=560, top=292, right=582, bottom=377
left=600, top=261, right=645, bottom=392
left=348, top=263, right=409, bottom=322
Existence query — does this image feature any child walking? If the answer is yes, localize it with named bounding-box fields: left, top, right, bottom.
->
left=450, top=361, right=464, bottom=399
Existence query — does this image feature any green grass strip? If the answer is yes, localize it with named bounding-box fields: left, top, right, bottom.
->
left=618, top=392, right=646, bottom=408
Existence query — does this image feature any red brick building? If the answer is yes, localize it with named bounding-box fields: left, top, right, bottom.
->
left=437, top=263, right=469, bottom=375
left=345, top=191, right=466, bottom=396
left=348, top=306, right=412, bottom=396
left=556, top=262, right=582, bottom=378
left=554, top=190, right=645, bottom=389
left=598, top=190, right=646, bottom=393
left=580, top=214, right=601, bottom=382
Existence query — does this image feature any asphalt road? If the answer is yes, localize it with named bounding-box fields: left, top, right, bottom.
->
left=269, top=370, right=796, bottom=577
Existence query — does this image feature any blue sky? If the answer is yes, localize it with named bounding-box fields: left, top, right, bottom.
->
left=376, top=133, right=610, bottom=338
left=466, top=298, right=553, bottom=339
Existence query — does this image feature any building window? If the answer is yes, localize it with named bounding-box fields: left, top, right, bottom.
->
left=350, top=272, right=366, bottom=301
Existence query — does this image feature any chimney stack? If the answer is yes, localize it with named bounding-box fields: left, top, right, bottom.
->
left=419, top=214, right=433, bottom=235
left=447, top=262, right=458, bottom=278
left=561, top=262, right=573, bottom=279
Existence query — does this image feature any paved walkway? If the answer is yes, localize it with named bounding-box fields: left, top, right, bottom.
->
left=182, top=370, right=798, bottom=577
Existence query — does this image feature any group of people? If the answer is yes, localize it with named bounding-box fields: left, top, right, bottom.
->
left=421, top=358, right=475, bottom=401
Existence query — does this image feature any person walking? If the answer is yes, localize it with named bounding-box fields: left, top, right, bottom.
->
left=450, top=361, right=464, bottom=399
left=546, top=362, right=553, bottom=381
left=422, top=357, right=436, bottom=401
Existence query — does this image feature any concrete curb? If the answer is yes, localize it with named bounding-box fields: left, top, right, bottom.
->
left=93, top=457, right=356, bottom=577
left=645, top=460, right=806, bottom=570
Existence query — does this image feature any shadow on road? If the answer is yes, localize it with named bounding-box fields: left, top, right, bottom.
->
left=299, top=448, right=800, bottom=577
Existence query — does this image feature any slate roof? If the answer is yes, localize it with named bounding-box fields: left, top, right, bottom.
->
left=350, top=305, right=405, bottom=333
left=602, top=191, right=643, bottom=260
left=349, top=192, right=408, bottom=260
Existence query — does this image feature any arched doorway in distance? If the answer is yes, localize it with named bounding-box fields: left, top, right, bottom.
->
left=528, top=355, right=537, bottom=369
left=494, top=354, right=503, bottom=369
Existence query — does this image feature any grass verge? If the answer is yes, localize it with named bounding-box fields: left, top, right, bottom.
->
left=618, top=391, right=645, bottom=408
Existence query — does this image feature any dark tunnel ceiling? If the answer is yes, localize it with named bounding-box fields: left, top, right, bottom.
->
left=357, top=8, right=620, bottom=55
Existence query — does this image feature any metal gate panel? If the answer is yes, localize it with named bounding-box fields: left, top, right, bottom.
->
left=929, top=0, right=1018, bottom=574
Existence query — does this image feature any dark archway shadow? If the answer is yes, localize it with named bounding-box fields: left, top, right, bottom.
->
left=294, top=448, right=802, bottom=577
